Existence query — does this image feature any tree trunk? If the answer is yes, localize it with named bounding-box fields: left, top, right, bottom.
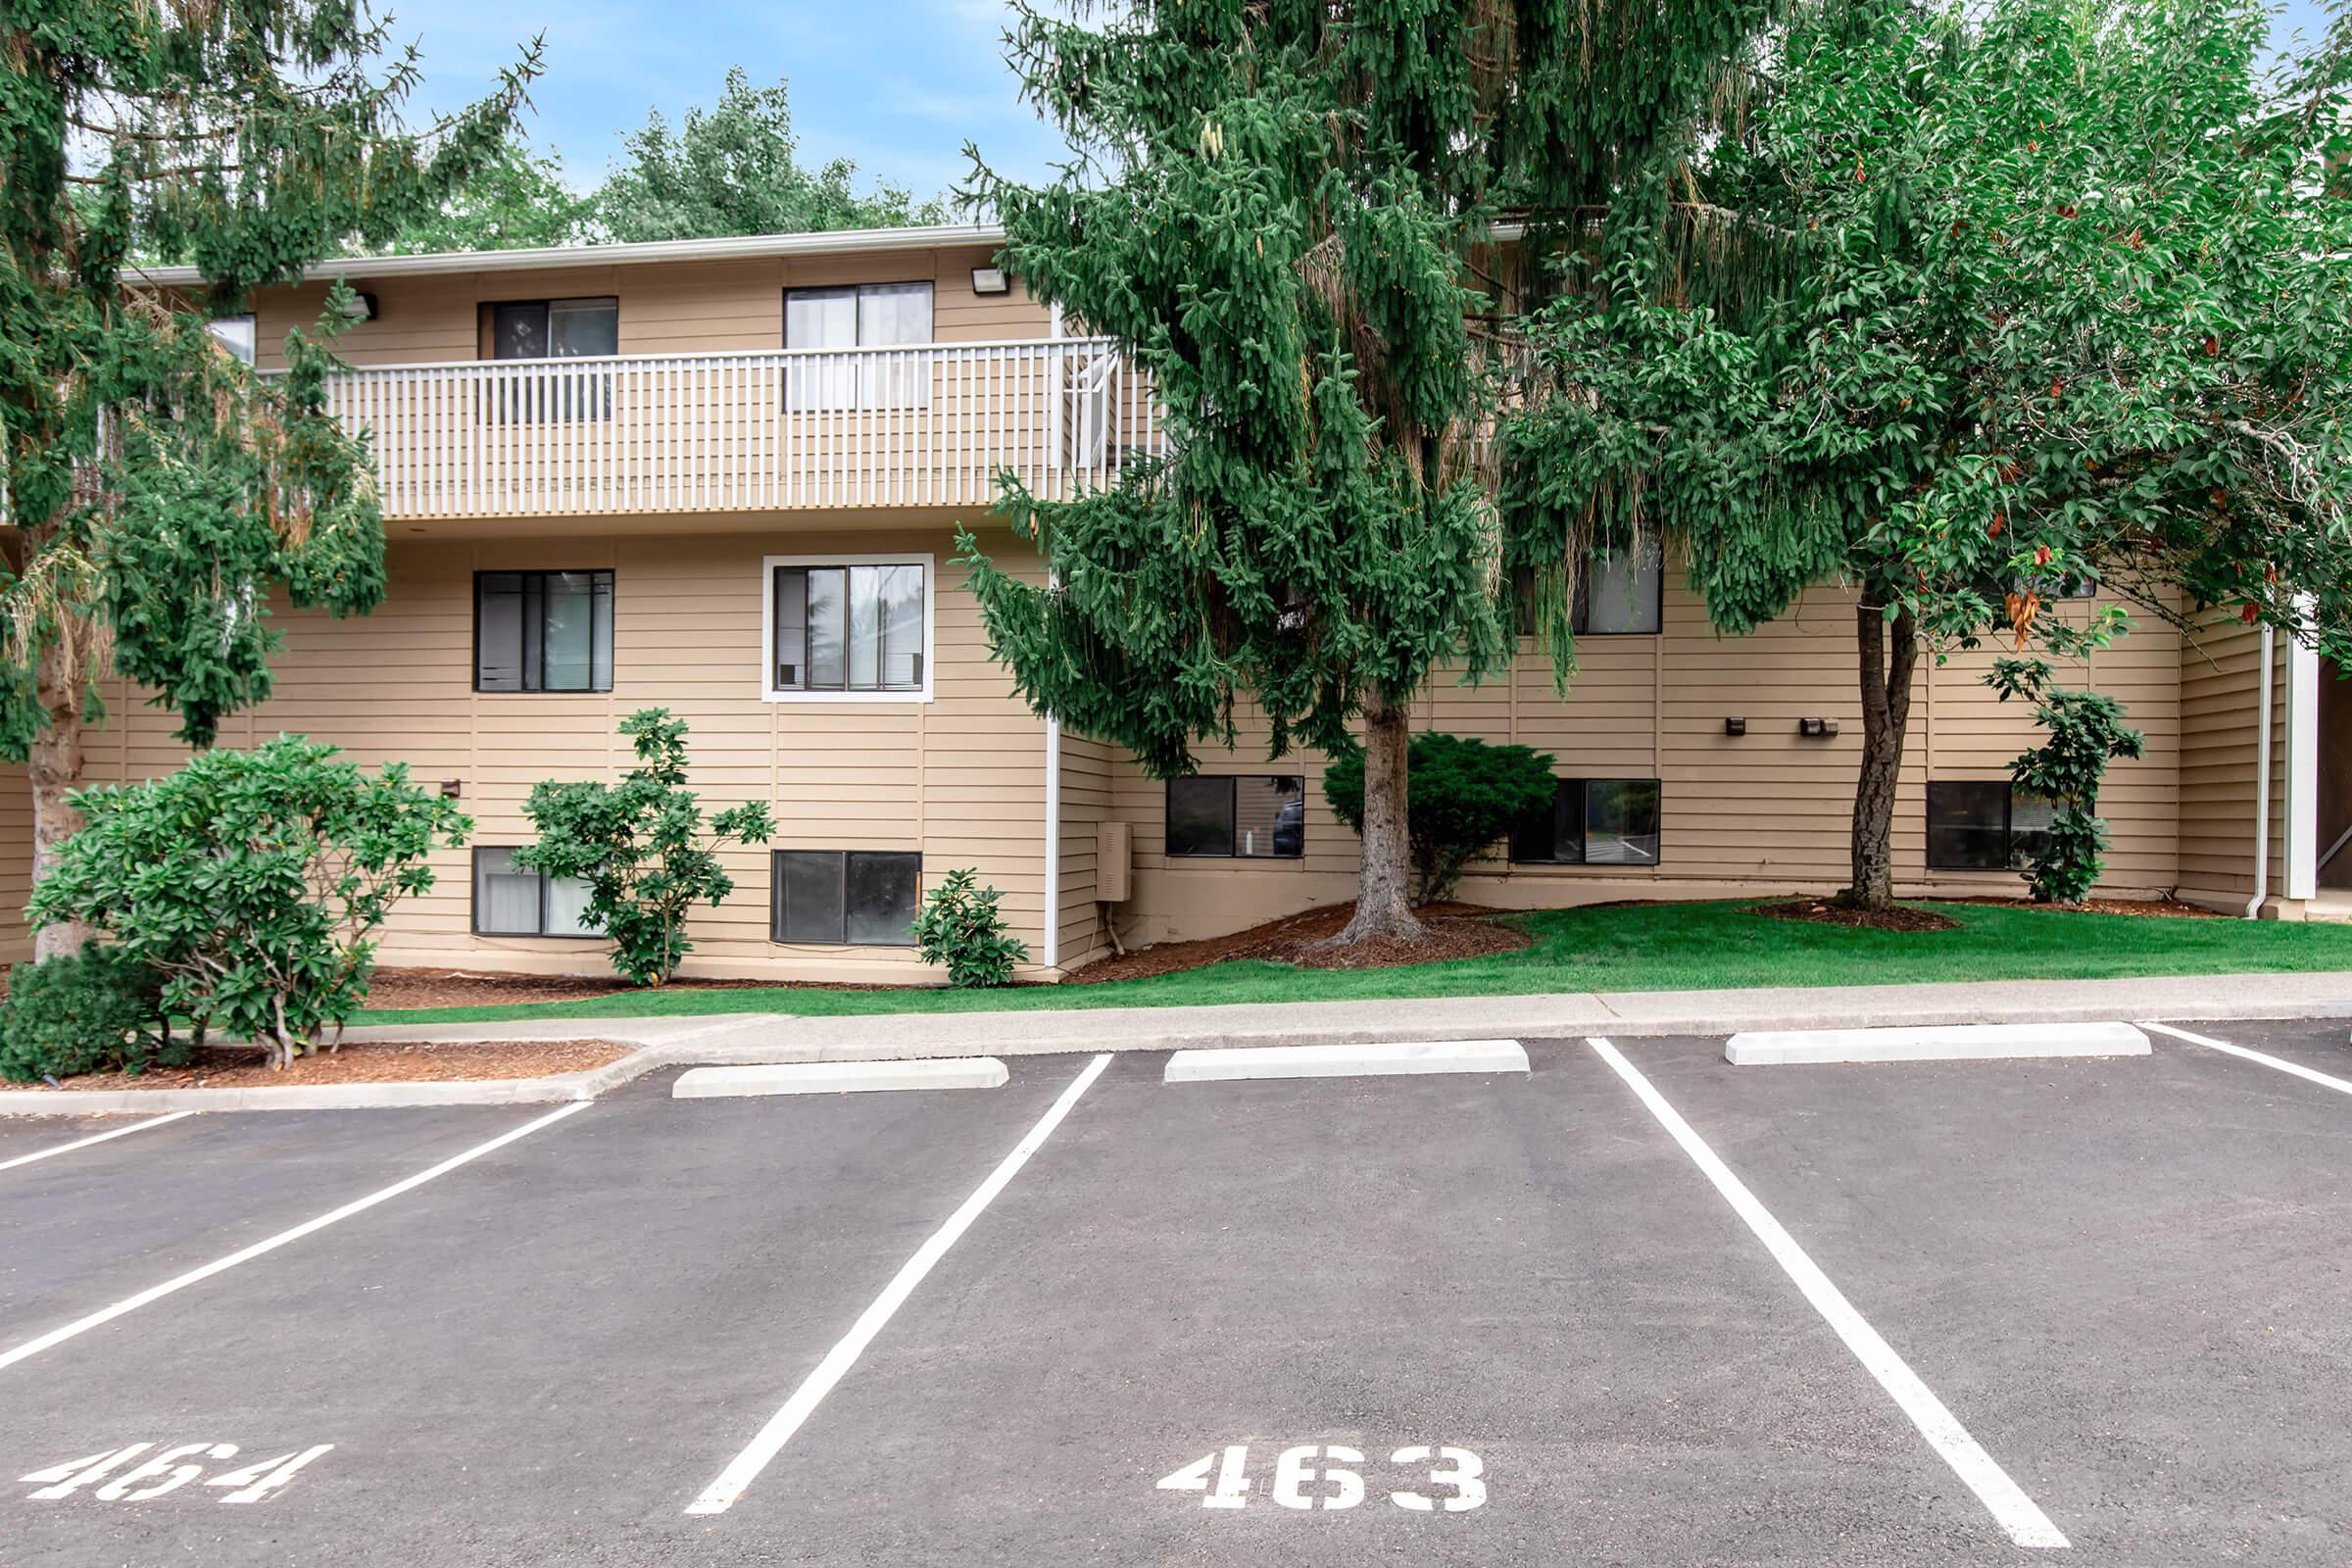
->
left=1843, top=603, right=1920, bottom=911
left=26, top=639, right=92, bottom=962
left=1327, top=696, right=1425, bottom=946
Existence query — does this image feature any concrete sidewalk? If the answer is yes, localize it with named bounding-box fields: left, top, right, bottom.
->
left=6, top=969, right=2344, bottom=1114
left=341, top=967, right=2352, bottom=1057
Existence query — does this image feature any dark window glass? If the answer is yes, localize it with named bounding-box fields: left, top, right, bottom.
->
left=1510, top=542, right=1665, bottom=638
left=1165, top=776, right=1303, bottom=858
left=1166, top=777, right=1234, bottom=858
left=1512, top=778, right=1664, bottom=864
left=472, top=848, right=603, bottom=937
left=476, top=570, right=613, bottom=692
left=773, top=851, right=921, bottom=945
left=1927, top=781, right=2054, bottom=870
left=1926, top=780, right=2013, bottom=870
left=487, top=298, right=615, bottom=421
left=770, top=564, right=925, bottom=693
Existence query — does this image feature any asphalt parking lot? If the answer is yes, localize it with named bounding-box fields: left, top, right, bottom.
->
left=3, top=1018, right=2350, bottom=1566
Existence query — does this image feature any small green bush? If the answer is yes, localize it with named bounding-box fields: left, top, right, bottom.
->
left=517, top=709, right=776, bottom=986
left=1323, top=731, right=1558, bottom=903
left=912, top=868, right=1029, bottom=988
left=0, top=948, right=180, bottom=1084
left=1989, top=659, right=2146, bottom=905
left=26, top=736, right=471, bottom=1069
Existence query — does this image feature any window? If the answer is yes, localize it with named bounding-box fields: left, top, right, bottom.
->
left=207, top=315, right=257, bottom=366
left=1926, top=781, right=2055, bottom=870
left=1510, top=779, right=1663, bottom=865
left=475, top=570, right=614, bottom=693
left=784, top=281, right=934, bottom=409
left=488, top=297, right=618, bottom=361
left=484, top=297, right=616, bottom=420
left=1165, top=775, right=1305, bottom=858
left=472, top=848, right=604, bottom=938
left=765, top=558, right=929, bottom=699
left=1511, top=539, right=1665, bottom=636
left=772, top=851, right=921, bottom=945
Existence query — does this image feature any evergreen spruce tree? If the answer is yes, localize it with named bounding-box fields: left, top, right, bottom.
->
left=962, top=0, right=1772, bottom=944
left=1, top=4, right=541, bottom=956
left=1505, top=0, right=2352, bottom=908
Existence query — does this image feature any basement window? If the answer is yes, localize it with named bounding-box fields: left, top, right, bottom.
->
left=1510, top=779, right=1663, bottom=865
left=472, top=848, right=604, bottom=938
left=1165, top=775, right=1305, bottom=858
left=1926, top=781, right=2055, bottom=870
left=772, top=851, right=922, bottom=946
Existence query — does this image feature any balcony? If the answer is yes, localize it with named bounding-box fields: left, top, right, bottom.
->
left=317, top=337, right=1161, bottom=520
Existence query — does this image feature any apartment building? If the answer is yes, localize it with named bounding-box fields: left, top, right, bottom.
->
left=0, top=221, right=2338, bottom=979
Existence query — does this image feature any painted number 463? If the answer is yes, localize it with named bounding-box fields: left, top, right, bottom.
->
left=1158, top=1444, right=1485, bottom=1512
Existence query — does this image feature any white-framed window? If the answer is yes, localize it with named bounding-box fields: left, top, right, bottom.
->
left=761, top=553, right=934, bottom=703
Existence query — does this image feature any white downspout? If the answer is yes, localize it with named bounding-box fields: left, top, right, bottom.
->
left=1044, top=713, right=1061, bottom=971
left=2247, top=621, right=2276, bottom=918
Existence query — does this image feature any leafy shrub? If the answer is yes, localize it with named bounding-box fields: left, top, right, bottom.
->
left=912, top=868, right=1029, bottom=988
left=26, top=737, right=471, bottom=1069
left=0, top=947, right=180, bottom=1084
left=517, top=709, right=775, bottom=986
left=1323, top=732, right=1558, bottom=903
left=1988, top=658, right=2146, bottom=904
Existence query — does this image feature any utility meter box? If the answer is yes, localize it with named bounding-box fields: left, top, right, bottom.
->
left=1097, top=820, right=1132, bottom=904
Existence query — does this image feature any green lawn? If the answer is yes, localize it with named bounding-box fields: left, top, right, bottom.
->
left=355, top=900, right=2352, bottom=1026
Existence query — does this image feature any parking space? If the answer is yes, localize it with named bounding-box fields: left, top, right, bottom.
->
left=2, top=1017, right=2349, bottom=1566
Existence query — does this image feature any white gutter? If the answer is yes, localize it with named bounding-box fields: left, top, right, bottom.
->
left=131, top=220, right=1532, bottom=290
left=2285, top=594, right=2322, bottom=903
left=2248, top=620, right=2277, bottom=918
left=1043, top=715, right=1061, bottom=971
left=131, top=221, right=1010, bottom=287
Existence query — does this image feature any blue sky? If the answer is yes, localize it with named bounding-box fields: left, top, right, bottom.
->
left=380, top=0, right=2340, bottom=205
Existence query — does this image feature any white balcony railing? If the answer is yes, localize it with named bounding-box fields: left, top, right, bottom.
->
left=315, top=337, right=1161, bottom=519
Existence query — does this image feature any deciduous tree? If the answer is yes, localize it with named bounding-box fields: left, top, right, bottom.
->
left=597, top=69, right=944, bottom=242
left=1505, top=0, right=2352, bottom=908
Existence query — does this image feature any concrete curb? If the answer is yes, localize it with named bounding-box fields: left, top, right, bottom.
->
left=3, top=970, right=2347, bottom=1115
left=672, top=1058, right=1009, bottom=1098
left=1164, top=1039, right=1531, bottom=1083
left=1724, top=1021, right=2152, bottom=1066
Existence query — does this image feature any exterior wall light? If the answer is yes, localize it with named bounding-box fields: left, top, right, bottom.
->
left=335, top=290, right=379, bottom=322
left=1797, top=717, right=1840, bottom=739
left=1724, top=716, right=1746, bottom=737
left=969, top=267, right=1010, bottom=295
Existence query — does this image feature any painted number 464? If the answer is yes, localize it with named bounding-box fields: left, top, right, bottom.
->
left=1157, top=1444, right=1485, bottom=1512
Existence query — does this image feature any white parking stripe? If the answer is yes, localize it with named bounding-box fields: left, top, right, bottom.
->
left=2141, top=1021, right=2352, bottom=1096
left=0, top=1110, right=198, bottom=1173
left=1587, top=1038, right=2069, bottom=1551
left=686, top=1053, right=1113, bottom=1516
left=0, top=1102, right=590, bottom=1376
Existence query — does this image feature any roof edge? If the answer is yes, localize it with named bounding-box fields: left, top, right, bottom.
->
left=132, top=221, right=1009, bottom=288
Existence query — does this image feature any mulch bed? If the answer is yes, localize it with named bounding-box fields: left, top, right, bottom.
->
left=1939, top=895, right=2225, bottom=919
left=1753, top=900, right=1963, bottom=934
left=13, top=1037, right=635, bottom=1092
left=363, top=968, right=796, bottom=1009
left=1071, top=902, right=1532, bottom=983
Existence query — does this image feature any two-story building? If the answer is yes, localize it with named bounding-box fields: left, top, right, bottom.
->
left=0, top=221, right=2339, bottom=980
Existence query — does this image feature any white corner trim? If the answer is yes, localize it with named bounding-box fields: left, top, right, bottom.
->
left=759, top=552, right=936, bottom=705
left=2286, top=603, right=2322, bottom=902
left=1043, top=714, right=1061, bottom=970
